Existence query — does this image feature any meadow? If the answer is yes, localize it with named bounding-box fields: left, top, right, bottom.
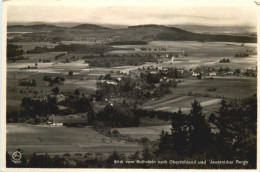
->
left=111, top=41, right=257, bottom=70
left=7, top=124, right=142, bottom=159
left=112, top=125, right=172, bottom=141
left=141, top=77, right=256, bottom=118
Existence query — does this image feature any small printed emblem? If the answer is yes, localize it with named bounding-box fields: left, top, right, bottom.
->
left=12, top=151, right=22, bottom=164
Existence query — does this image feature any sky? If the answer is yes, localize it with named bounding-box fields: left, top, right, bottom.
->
left=6, top=1, right=258, bottom=27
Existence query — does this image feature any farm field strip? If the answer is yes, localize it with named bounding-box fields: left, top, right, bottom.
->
left=112, top=125, right=172, bottom=141
left=200, top=99, right=221, bottom=106
left=154, top=107, right=190, bottom=112
left=143, top=95, right=221, bottom=113
left=7, top=124, right=140, bottom=155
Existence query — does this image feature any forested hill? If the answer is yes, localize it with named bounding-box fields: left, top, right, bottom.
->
left=7, top=24, right=257, bottom=43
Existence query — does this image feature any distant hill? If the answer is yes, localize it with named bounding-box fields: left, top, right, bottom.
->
left=71, top=24, right=110, bottom=30
left=7, top=23, right=257, bottom=43
left=126, top=24, right=256, bottom=43
left=173, top=24, right=257, bottom=36
left=8, top=24, right=65, bottom=32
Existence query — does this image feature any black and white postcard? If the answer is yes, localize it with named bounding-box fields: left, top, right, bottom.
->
left=1, top=0, right=259, bottom=171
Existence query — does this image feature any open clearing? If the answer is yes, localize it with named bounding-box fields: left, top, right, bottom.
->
left=112, top=125, right=172, bottom=141
left=11, top=42, right=58, bottom=52
left=7, top=124, right=142, bottom=158
left=112, top=41, right=256, bottom=58
left=142, top=77, right=256, bottom=116
left=111, top=41, right=257, bottom=70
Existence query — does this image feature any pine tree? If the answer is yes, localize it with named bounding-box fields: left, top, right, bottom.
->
left=188, top=100, right=211, bottom=153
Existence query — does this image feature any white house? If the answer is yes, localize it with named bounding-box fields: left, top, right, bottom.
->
left=56, top=94, right=66, bottom=102
left=209, top=72, right=217, bottom=76
left=192, top=72, right=200, bottom=77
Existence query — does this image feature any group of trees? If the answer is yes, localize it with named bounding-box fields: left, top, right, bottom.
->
left=134, top=109, right=174, bottom=121
left=219, top=58, right=230, bottom=63
left=141, top=72, right=161, bottom=84
left=19, top=79, right=36, bottom=87
left=7, top=44, right=24, bottom=61
left=27, top=46, right=49, bottom=54
left=235, top=53, right=249, bottom=57
left=7, top=90, right=95, bottom=123
left=154, top=95, right=256, bottom=168
left=21, top=96, right=58, bottom=118
left=85, top=55, right=157, bottom=67
left=43, top=76, right=65, bottom=86
left=6, top=96, right=58, bottom=122
left=59, top=94, right=94, bottom=114
left=96, top=102, right=140, bottom=127
left=244, top=69, right=257, bottom=77
left=26, top=43, right=114, bottom=54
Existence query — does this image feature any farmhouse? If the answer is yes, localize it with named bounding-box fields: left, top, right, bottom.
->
left=151, top=71, right=158, bottom=74
left=209, top=72, right=217, bottom=76
left=106, top=81, right=118, bottom=85
left=192, top=72, right=200, bottom=77
left=227, top=71, right=234, bottom=75
left=56, top=94, right=66, bottom=102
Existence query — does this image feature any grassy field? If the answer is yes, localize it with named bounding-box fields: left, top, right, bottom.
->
left=141, top=77, right=256, bottom=117
left=7, top=124, right=142, bottom=159
left=112, top=41, right=256, bottom=57
left=112, top=125, right=172, bottom=141
left=110, top=41, right=257, bottom=70
left=6, top=60, right=110, bottom=101
left=11, top=42, right=58, bottom=52
left=60, top=41, right=103, bottom=45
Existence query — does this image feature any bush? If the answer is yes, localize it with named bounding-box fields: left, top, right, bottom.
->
left=63, top=153, right=71, bottom=157
left=68, top=71, right=73, bottom=76
left=52, top=87, right=59, bottom=94
left=208, top=87, right=216, bottom=91
left=219, top=58, right=230, bottom=63
left=112, top=130, right=120, bottom=135
left=208, top=113, right=216, bottom=123
left=74, top=89, right=80, bottom=96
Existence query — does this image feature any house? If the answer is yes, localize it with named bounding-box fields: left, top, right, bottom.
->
left=57, top=105, right=68, bottom=111
left=162, top=67, right=168, bottom=71
left=209, top=72, right=217, bottom=76
left=157, top=67, right=163, bottom=71
left=106, top=81, right=117, bottom=85
left=227, top=71, right=234, bottom=75
left=178, top=69, right=184, bottom=74
left=192, top=72, right=200, bottom=77
left=151, top=71, right=158, bottom=74
left=56, top=94, right=66, bottom=102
